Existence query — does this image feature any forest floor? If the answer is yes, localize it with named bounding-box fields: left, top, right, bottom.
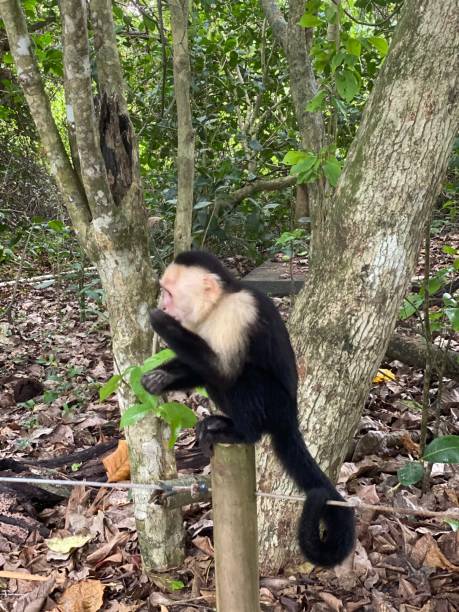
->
left=0, top=229, right=458, bottom=611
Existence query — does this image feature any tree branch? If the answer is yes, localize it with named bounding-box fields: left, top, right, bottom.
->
left=260, top=0, right=287, bottom=52
left=0, top=0, right=91, bottom=235
left=61, top=0, right=113, bottom=215
left=219, top=174, right=296, bottom=209
left=90, top=0, right=128, bottom=111
left=387, top=333, right=459, bottom=382
left=168, top=0, right=194, bottom=254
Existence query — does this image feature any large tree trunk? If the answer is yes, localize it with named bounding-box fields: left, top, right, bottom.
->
left=257, top=0, right=458, bottom=572
left=0, top=0, right=185, bottom=571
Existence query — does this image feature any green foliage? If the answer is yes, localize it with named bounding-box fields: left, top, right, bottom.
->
left=368, top=36, right=389, bottom=57
left=399, top=246, right=459, bottom=332
left=423, top=436, right=459, bottom=464
left=283, top=147, right=342, bottom=187
left=336, top=68, right=360, bottom=103
left=398, top=436, right=459, bottom=502
left=100, top=350, right=198, bottom=448
left=397, top=462, right=424, bottom=486
left=274, top=229, right=307, bottom=259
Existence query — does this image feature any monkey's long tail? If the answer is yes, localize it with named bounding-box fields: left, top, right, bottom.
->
left=271, top=426, right=355, bottom=567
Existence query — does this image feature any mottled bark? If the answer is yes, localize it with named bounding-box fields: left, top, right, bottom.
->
left=168, top=0, right=194, bottom=255
left=1, top=0, right=185, bottom=571
left=90, top=0, right=127, bottom=110
left=294, top=184, right=309, bottom=223
left=257, top=0, right=458, bottom=572
left=61, top=0, right=113, bottom=216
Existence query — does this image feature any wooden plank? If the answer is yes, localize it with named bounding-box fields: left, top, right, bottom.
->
left=243, top=259, right=305, bottom=295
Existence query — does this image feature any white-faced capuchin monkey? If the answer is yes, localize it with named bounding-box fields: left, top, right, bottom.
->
left=142, top=250, right=355, bottom=567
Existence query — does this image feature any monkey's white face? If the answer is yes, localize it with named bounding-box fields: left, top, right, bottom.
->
left=159, top=263, right=222, bottom=329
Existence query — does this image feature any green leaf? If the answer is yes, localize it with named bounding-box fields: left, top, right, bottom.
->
left=423, top=436, right=459, bottom=463
left=292, top=155, right=317, bottom=176
left=445, top=519, right=459, bottom=532
left=399, top=293, right=424, bottom=320
left=346, top=37, right=361, bottom=57
left=336, top=69, right=360, bottom=102
left=47, top=220, right=66, bottom=232
left=426, top=273, right=446, bottom=295
left=369, top=36, right=389, bottom=57
left=130, top=367, right=158, bottom=406
left=43, top=390, right=58, bottom=404
left=140, top=349, right=175, bottom=373
left=195, top=386, right=209, bottom=398
left=120, top=403, right=158, bottom=429
left=283, top=150, right=307, bottom=165
left=99, top=374, right=122, bottom=401
left=397, top=461, right=424, bottom=486
left=169, top=579, right=185, bottom=591
left=158, top=402, right=197, bottom=448
left=305, top=90, right=326, bottom=112
left=331, top=51, right=347, bottom=73
left=444, top=307, right=459, bottom=331
left=442, top=245, right=458, bottom=256
left=299, top=13, right=322, bottom=28
left=322, top=157, right=342, bottom=187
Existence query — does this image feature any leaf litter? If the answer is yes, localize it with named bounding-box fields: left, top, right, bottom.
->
left=0, top=233, right=458, bottom=610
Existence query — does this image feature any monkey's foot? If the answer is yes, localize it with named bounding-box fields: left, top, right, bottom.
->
left=196, top=415, right=245, bottom=456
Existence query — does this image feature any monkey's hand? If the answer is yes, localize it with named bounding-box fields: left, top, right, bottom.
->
left=196, top=415, right=245, bottom=457
left=149, top=309, right=180, bottom=334
left=141, top=369, right=171, bottom=395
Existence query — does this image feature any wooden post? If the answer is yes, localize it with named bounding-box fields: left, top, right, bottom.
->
left=211, top=443, right=260, bottom=612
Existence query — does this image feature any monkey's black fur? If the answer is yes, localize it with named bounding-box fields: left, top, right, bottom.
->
left=142, top=250, right=355, bottom=567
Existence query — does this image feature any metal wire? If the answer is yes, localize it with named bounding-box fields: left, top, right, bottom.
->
left=1, top=475, right=458, bottom=521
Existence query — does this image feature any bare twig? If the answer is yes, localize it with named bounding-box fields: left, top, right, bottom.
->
left=330, top=0, right=402, bottom=28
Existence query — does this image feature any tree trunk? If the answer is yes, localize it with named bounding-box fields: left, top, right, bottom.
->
left=261, top=0, right=325, bottom=223
left=168, top=0, right=194, bottom=255
left=294, top=184, right=309, bottom=223
left=257, top=0, right=458, bottom=572
left=0, top=0, right=185, bottom=571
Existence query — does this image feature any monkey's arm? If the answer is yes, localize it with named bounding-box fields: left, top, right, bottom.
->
left=149, top=310, right=225, bottom=385
left=142, top=358, right=204, bottom=394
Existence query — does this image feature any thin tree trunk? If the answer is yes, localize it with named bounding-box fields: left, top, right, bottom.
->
left=261, top=0, right=325, bottom=223
left=168, top=0, right=194, bottom=255
left=0, top=0, right=185, bottom=571
left=257, top=0, right=458, bottom=572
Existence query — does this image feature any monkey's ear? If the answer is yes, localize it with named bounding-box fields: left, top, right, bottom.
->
left=203, top=273, right=222, bottom=298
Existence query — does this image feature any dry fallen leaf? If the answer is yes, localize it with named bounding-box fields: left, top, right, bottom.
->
left=191, top=535, right=214, bottom=557
left=12, top=576, right=56, bottom=612
left=86, top=532, right=129, bottom=564
left=103, top=440, right=130, bottom=482
left=411, top=533, right=459, bottom=572
left=373, top=369, right=396, bottom=383
left=47, top=534, right=92, bottom=554
left=58, top=579, right=105, bottom=612
left=318, top=591, right=344, bottom=611
left=0, top=570, right=49, bottom=582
